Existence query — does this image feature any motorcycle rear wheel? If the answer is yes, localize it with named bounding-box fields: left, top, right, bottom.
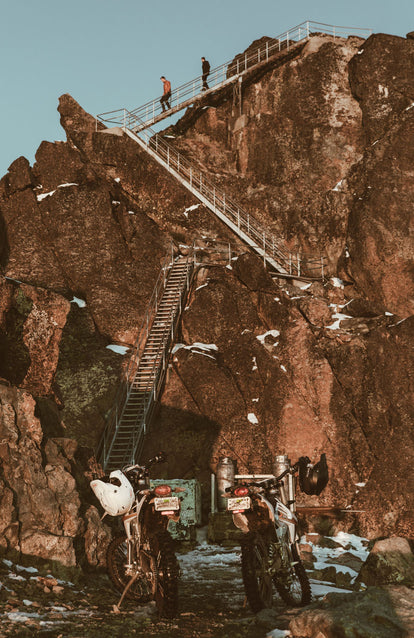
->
left=241, top=532, right=274, bottom=613
left=150, top=530, right=179, bottom=618
left=106, top=534, right=154, bottom=602
left=273, top=543, right=311, bottom=606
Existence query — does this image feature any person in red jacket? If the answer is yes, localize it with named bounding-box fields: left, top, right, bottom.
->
left=160, top=76, right=171, bottom=111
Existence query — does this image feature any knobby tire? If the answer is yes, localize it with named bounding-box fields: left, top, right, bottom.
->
left=106, top=534, right=153, bottom=602
left=241, top=532, right=274, bottom=613
left=151, top=530, right=179, bottom=618
left=241, top=532, right=311, bottom=613
left=273, top=543, right=311, bottom=607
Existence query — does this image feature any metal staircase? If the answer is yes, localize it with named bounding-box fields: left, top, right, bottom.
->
left=97, top=21, right=371, bottom=133
left=124, top=124, right=326, bottom=278
left=95, top=20, right=372, bottom=279
left=97, top=245, right=193, bottom=471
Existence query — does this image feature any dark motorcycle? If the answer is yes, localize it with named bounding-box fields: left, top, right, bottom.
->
left=90, top=453, right=182, bottom=617
left=226, top=454, right=328, bottom=613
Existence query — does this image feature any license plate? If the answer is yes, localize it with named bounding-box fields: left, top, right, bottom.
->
left=154, top=496, right=180, bottom=511
left=227, top=496, right=251, bottom=511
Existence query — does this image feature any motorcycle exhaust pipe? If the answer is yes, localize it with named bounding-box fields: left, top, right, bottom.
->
left=274, top=454, right=290, bottom=506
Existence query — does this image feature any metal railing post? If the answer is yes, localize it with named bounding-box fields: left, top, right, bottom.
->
left=307, top=21, right=310, bottom=39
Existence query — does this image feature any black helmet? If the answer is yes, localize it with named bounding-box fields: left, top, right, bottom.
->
left=298, top=454, right=329, bottom=496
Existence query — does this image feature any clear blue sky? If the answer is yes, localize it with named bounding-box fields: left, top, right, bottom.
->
left=1, top=0, right=413, bottom=177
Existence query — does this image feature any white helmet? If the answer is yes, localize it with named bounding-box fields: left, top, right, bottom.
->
left=90, top=470, right=135, bottom=516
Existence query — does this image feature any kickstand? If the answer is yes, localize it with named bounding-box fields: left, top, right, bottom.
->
left=114, top=572, right=139, bottom=611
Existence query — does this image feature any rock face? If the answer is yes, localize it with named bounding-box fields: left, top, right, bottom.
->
left=0, top=384, right=110, bottom=566
left=0, top=28, right=413, bottom=565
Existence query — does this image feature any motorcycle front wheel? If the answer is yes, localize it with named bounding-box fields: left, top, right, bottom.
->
left=106, top=534, right=154, bottom=602
left=273, top=542, right=311, bottom=607
left=241, top=532, right=274, bottom=613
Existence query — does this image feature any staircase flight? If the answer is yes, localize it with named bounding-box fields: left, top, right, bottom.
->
left=97, top=245, right=193, bottom=471
left=97, top=21, right=371, bottom=133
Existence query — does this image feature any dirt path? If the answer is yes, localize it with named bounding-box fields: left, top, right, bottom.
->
left=0, top=542, right=297, bottom=638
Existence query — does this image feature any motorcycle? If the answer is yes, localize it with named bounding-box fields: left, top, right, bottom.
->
left=225, top=454, right=328, bottom=613
left=90, top=453, right=182, bottom=618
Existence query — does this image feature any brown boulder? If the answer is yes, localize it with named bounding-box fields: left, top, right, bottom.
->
left=357, top=537, right=414, bottom=586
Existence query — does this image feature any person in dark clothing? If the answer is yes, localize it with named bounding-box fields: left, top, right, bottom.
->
left=160, top=76, right=171, bottom=111
left=201, top=57, right=210, bottom=90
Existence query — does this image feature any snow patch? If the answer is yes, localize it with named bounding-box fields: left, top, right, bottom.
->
left=252, top=356, right=258, bottom=371
left=331, top=277, right=344, bottom=288
left=106, top=345, right=129, bottom=355
left=114, top=177, right=121, bottom=182
left=112, top=200, right=120, bottom=205
left=36, top=183, right=78, bottom=201
left=326, top=312, right=352, bottom=330
left=37, top=190, right=55, bottom=201
left=405, top=102, right=414, bottom=111
left=385, top=311, right=393, bottom=316
left=173, top=342, right=218, bottom=360
left=183, top=203, right=200, bottom=218
left=378, top=84, right=389, bottom=98
left=128, top=210, right=136, bottom=215
left=247, top=412, right=258, bottom=424
left=256, top=329, right=280, bottom=345
left=71, top=296, right=86, bottom=308
left=332, top=179, right=343, bottom=192
left=280, top=364, right=287, bottom=372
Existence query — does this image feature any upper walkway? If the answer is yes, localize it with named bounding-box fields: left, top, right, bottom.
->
left=97, top=21, right=371, bottom=133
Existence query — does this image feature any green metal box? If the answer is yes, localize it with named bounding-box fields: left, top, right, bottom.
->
left=151, top=478, right=202, bottom=541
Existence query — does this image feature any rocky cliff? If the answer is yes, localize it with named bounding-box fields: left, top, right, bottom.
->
left=0, top=30, right=413, bottom=567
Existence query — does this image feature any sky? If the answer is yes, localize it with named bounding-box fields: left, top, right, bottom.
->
left=1, top=0, right=413, bottom=177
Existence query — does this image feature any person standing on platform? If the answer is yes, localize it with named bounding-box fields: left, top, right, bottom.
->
left=201, top=57, right=210, bottom=90
left=160, top=76, right=171, bottom=111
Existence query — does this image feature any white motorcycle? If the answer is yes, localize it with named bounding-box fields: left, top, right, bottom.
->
left=226, top=454, right=328, bottom=612
left=90, top=453, right=182, bottom=617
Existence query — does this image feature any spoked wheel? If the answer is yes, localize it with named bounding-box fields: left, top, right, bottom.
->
left=106, top=534, right=155, bottom=602
left=273, top=543, right=311, bottom=607
left=150, top=530, right=179, bottom=618
left=241, top=532, right=274, bottom=613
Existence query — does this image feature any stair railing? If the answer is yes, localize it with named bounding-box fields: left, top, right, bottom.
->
left=122, top=119, right=325, bottom=277
left=97, top=242, right=194, bottom=468
left=97, top=21, right=371, bottom=131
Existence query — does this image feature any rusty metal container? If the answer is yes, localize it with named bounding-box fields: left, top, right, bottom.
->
left=216, top=456, right=236, bottom=511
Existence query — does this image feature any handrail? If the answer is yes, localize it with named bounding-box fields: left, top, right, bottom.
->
left=119, top=115, right=325, bottom=277
left=97, top=244, right=194, bottom=468
left=97, top=20, right=371, bottom=131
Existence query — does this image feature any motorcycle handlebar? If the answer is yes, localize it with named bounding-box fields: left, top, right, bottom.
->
left=123, top=452, right=167, bottom=475
left=146, top=452, right=167, bottom=467
left=233, top=463, right=300, bottom=489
